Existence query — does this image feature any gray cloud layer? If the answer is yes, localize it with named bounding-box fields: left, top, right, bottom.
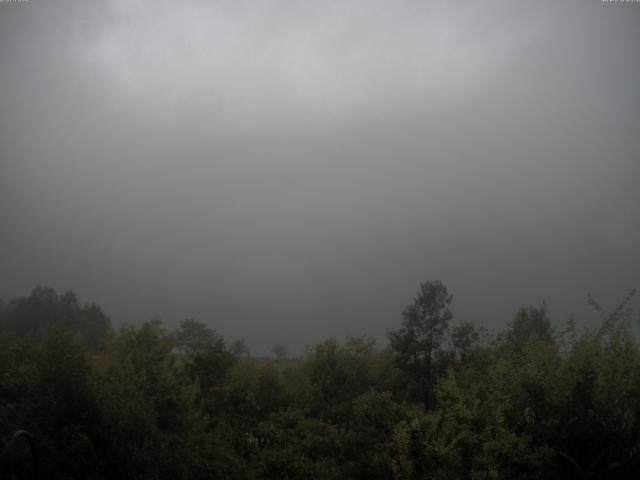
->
left=1, top=0, right=639, bottom=352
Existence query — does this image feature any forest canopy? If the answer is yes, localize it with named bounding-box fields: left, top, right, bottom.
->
left=1, top=283, right=639, bottom=479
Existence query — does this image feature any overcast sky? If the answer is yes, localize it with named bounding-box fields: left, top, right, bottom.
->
left=1, top=0, right=639, bottom=352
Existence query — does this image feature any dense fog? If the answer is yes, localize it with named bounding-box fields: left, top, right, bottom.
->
left=1, top=0, right=638, bottom=352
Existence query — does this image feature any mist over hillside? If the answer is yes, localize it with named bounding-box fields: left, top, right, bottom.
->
left=1, top=1, right=639, bottom=478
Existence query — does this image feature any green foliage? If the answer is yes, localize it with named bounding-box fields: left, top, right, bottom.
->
left=502, top=303, right=553, bottom=352
left=450, top=321, right=480, bottom=362
left=174, top=318, right=237, bottom=417
left=91, top=320, right=211, bottom=479
left=1, top=284, right=639, bottom=479
left=0, top=286, right=111, bottom=350
left=388, top=280, right=453, bottom=409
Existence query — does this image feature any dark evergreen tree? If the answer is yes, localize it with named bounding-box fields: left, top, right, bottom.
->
left=388, top=280, right=453, bottom=410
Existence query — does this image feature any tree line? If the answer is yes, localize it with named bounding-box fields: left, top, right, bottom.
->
left=1, top=282, right=639, bottom=479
